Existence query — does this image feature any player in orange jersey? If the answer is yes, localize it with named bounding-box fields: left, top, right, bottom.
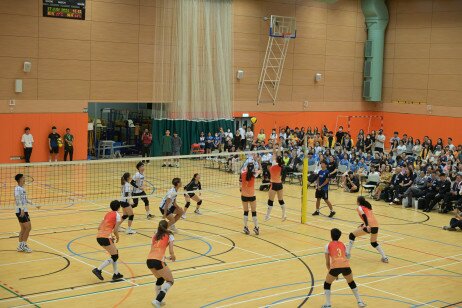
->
left=323, top=228, right=366, bottom=308
left=147, top=220, right=176, bottom=308
left=265, top=141, right=287, bottom=221
left=240, top=162, right=259, bottom=235
left=92, top=200, right=124, bottom=281
left=346, top=196, right=388, bottom=263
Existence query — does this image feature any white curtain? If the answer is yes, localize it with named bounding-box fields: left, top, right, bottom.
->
left=154, top=0, right=233, bottom=120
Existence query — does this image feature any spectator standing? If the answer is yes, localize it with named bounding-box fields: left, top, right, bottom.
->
left=161, top=130, right=173, bottom=167
left=245, top=127, right=254, bottom=150
left=21, top=127, right=34, bottom=163
left=48, top=126, right=61, bottom=162
left=374, top=129, right=386, bottom=154
left=239, top=124, right=246, bottom=150
left=172, top=132, right=182, bottom=168
left=257, top=129, right=266, bottom=143
left=335, top=126, right=345, bottom=146
left=141, top=129, right=153, bottom=163
left=63, top=128, right=74, bottom=161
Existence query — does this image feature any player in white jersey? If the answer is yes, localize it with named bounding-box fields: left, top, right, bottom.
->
left=131, top=162, right=154, bottom=220
left=159, top=178, right=184, bottom=233
left=14, top=174, right=38, bottom=253
left=120, top=172, right=136, bottom=234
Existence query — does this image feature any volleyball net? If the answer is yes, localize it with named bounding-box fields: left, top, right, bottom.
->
left=0, top=150, right=273, bottom=209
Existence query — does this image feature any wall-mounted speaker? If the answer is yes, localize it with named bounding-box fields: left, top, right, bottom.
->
left=236, top=69, right=244, bottom=80
left=15, top=80, right=23, bottom=93
left=23, top=61, right=32, bottom=73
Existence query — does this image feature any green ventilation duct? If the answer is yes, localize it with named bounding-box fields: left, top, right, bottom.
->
left=361, top=0, right=388, bottom=102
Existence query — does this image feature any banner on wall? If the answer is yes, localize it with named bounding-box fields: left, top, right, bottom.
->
left=43, top=0, right=85, bottom=20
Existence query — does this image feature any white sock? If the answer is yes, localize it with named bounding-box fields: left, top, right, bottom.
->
left=98, top=259, right=112, bottom=271
left=281, top=204, right=286, bottom=217
left=266, top=206, right=273, bottom=217
left=112, top=261, right=119, bottom=274
left=376, top=244, right=387, bottom=258
left=243, top=214, right=248, bottom=227
left=146, top=210, right=150, bottom=215
left=324, top=289, right=331, bottom=305
left=252, top=215, right=258, bottom=228
left=155, top=285, right=162, bottom=296
left=352, top=287, right=362, bottom=302
left=347, top=240, right=354, bottom=255
left=161, top=282, right=172, bottom=293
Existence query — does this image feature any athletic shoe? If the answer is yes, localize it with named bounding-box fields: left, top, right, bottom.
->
left=312, top=210, right=320, bottom=216
left=17, top=245, right=24, bottom=252
left=442, top=226, right=456, bottom=231
left=243, top=226, right=250, bottom=235
left=194, top=209, right=202, bottom=215
left=264, top=215, right=271, bottom=221
left=358, top=301, right=367, bottom=307
left=282, top=215, right=287, bottom=221
left=168, top=164, right=173, bottom=167
left=161, top=164, right=166, bottom=167
left=181, top=213, right=186, bottom=219
left=151, top=300, right=161, bottom=308
left=253, top=226, right=260, bottom=235
left=125, top=228, right=137, bottom=235
left=170, top=225, right=178, bottom=233
left=381, top=257, right=389, bottom=263
left=328, top=211, right=336, bottom=218
left=23, top=244, right=32, bottom=253
left=321, top=305, right=332, bottom=308
left=92, top=268, right=104, bottom=280
left=112, top=273, right=124, bottom=281
left=147, top=214, right=154, bottom=220
left=176, top=164, right=179, bottom=168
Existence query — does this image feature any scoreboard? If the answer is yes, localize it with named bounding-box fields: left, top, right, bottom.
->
left=43, top=0, right=86, bottom=20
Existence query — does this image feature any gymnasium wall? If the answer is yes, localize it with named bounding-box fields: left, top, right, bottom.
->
left=0, top=113, right=88, bottom=163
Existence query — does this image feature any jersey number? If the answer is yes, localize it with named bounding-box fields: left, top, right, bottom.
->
left=336, top=248, right=342, bottom=257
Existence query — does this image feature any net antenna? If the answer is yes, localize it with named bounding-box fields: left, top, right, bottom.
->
left=257, top=15, right=296, bottom=105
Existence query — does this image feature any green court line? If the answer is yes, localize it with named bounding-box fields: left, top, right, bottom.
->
left=0, top=282, right=40, bottom=307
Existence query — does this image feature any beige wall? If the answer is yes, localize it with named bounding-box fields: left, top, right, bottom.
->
left=0, top=0, right=461, bottom=116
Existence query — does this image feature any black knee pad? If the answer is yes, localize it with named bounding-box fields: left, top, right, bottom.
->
left=324, top=281, right=331, bottom=290
left=197, top=200, right=202, bottom=206
left=243, top=211, right=249, bottom=216
left=122, top=215, right=129, bottom=220
left=128, top=215, right=134, bottom=221
left=267, top=200, right=274, bottom=207
left=371, top=241, right=378, bottom=248
left=348, top=281, right=357, bottom=289
left=185, top=202, right=191, bottom=208
left=111, top=254, right=119, bottom=262
left=278, top=200, right=285, bottom=206
left=349, top=233, right=356, bottom=241
left=156, top=277, right=165, bottom=286
left=252, top=211, right=257, bottom=217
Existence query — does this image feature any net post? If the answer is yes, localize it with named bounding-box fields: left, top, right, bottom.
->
left=301, top=134, right=308, bottom=224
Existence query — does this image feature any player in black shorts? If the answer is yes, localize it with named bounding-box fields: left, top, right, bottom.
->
left=313, top=161, right=336, bottom=217
left=182, top=173, right=203, bottom=219
left=48, top=126, right=61, bottom=162
left=131, top=162, right=154, bottom=220
left=14, top=174, right=38, bottom=253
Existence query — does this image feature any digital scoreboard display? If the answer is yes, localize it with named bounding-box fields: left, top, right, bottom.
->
left=43, top=0, right=85, bottom=20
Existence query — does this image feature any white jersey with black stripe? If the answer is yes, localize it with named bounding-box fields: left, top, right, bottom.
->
left=132, top=172, right=144, bottom=194
left=15, top=186, right=28, bottom=213
left=120, top=182, right=132, bottom=202
left=160, top=187, right=177, bottom=210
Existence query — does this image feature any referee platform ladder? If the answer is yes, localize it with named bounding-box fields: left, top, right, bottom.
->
left=257, top=15, right=296, bottom=105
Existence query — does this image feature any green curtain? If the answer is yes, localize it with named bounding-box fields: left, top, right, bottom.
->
left=151, top=119, right=234, bottom=156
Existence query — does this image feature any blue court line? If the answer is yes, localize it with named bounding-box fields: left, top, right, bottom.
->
left=66, top=233, right=213, bottom=264
left=202, top=274, right=462, bottom=308
left=411, top=300, right=452, bottom=308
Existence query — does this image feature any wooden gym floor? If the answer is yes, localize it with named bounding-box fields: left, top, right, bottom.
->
left=0, top=164, right=461, bottom=308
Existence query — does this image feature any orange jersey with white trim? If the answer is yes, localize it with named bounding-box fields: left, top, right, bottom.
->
left=97, top=211, right=119, bottom=238
left=148, top=233, right=174, bottom=260
left=241, top=171, right=256, bottom=197
left=270, top=164, right=282, bottom=183
left=357, top=206, right=379, bottom=228
left=327, top=241, right=350, bottom=269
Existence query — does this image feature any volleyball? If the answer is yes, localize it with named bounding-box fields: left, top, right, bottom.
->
left=250, top=117, right=257, bottom=124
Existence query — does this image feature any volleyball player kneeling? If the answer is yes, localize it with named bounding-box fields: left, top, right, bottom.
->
left=323, top=228, right=366, bottom=308
left=92, top=200, right=124, bottom=281
left=147, top=220, right=176, bottom=307
left=240, top=163, right=259, bottom=235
